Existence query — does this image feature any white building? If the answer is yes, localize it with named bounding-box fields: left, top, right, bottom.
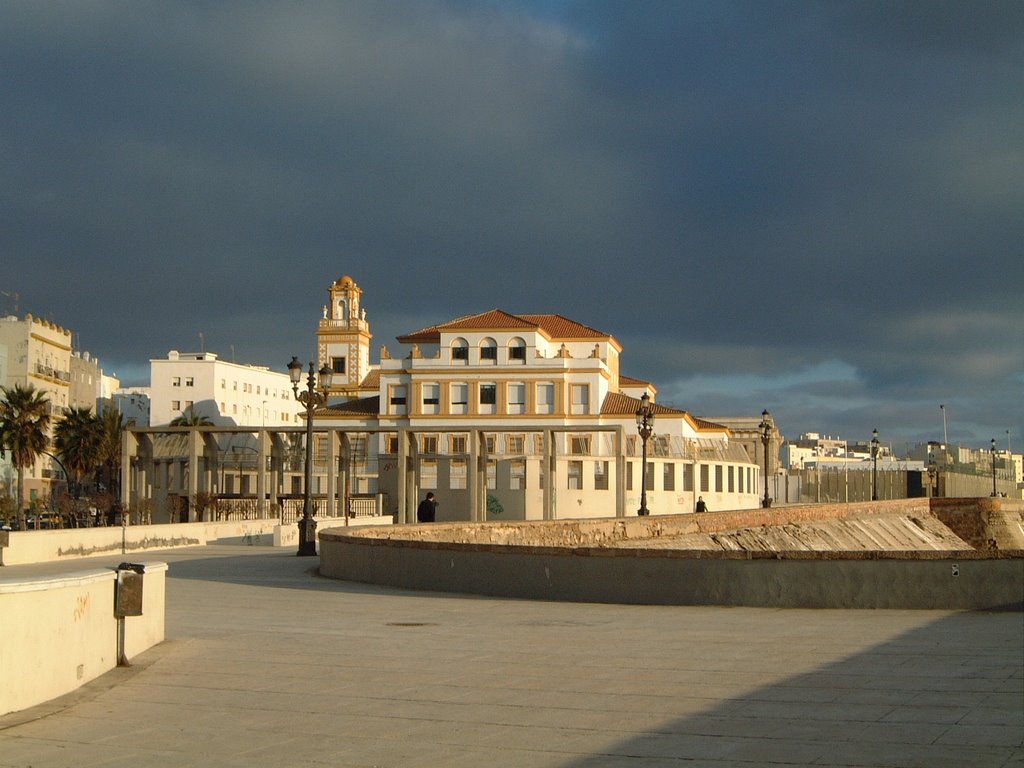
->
left=312, top=276, right=761, bottom=522
left=113, top=387, right=152, bottom=427
left=149, top=351, right=302, bottom=427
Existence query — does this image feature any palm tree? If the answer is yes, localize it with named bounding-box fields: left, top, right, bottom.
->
left=170, top=409, right=214, bottom=427
left=97, top=407, right=132, bottom=499
left=53, top=407, right=103, bottom=498
left=0, top=384, right=52, bottom=530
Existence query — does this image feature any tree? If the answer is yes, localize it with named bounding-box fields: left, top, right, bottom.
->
left=0, top=384, right=52, bottom=530
left=53, top=406, right=103, bottom=498
left=97, top=407, right=132, bottom=499
left=170, top=409, right=213, bottom=427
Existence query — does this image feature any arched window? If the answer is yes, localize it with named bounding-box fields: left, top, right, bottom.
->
left=508, top=337, right=527, bottom=363
left=451, top=338, right=469, bottom=363
left=480, top=337, right=498, bottom=363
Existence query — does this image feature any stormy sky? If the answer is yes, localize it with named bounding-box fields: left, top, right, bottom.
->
left=2, top=1, right=1021, bottom=452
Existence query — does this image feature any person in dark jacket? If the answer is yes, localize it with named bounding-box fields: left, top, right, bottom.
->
left=695, top=496, right=708, bottom=513
left=417, top=492, right=438, bottom=523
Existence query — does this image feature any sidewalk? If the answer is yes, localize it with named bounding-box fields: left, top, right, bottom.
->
left=1, top=546, right=1021, bottom=767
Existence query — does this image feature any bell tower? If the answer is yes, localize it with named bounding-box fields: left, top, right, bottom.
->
left=317, top=275, right=373, bottom=399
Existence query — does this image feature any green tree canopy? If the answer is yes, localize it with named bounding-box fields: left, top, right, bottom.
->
left=0, top=384, right=52, bottom=529
left=170, top=409, right=214, bottom=427
left=53, top=406, right=103, bottom=495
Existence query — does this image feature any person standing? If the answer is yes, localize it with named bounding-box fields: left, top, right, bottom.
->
left=695, top=496, right=708, bottom=513
left=417, top=492, right=438, bottom=523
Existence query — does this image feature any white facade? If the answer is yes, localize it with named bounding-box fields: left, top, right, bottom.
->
left=149, top=351, right=302, bottom=427
left=312, top=278, right=761, bottom=522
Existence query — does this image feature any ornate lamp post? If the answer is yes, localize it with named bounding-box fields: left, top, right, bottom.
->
left=759, top=409, right=772, bottom=508
left=990, top=438, right=998, bottom=497
left=870, top=428, right=880, bottom=501
left=635, top=392, right=655, bottom=516
left=288, top=356, right=333, bottom=556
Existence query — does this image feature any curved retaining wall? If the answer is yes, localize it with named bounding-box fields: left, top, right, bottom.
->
left=319, top=499, right=1024, bottom=610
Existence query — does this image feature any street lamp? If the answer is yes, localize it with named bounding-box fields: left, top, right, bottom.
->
left=870, top=428, right=880, bottom=501
left=759, top=410, right=772, bottom=508
left=635, top=392, right=655, bottom=516
left=288, top=356, right=333, bottom=556
left=990, top=438, right=998, bottom=497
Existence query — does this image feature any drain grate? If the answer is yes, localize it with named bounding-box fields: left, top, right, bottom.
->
left=386, top=622, right=438, bottom=627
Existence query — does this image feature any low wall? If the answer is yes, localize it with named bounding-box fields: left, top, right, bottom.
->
left=0, top=515, right=392, bottom=566
left=0, top=561, right=166, bottom=716
left=319, top=499, right=1024, bottom=610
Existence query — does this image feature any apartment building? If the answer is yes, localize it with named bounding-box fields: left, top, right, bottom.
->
left=149, top=351, right=303, bottom=427
left=0, top=313, right=73, bottom=503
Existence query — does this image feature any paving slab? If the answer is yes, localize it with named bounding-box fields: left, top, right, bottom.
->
left=1, top=546, right=1021, bottom=767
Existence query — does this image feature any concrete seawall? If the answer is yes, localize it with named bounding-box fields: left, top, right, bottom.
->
left=319, top=499, right=1024, bottom=610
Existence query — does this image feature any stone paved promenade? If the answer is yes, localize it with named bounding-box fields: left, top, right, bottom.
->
left=1, top=546, right=1021, bottom=767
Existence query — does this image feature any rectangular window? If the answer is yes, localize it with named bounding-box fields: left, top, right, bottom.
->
left=449, top=434, right=467, bottom=454
left=480, top=346, right=497, bottom=361
left=728, top=466, right=735, bottom=493
left=185, top=377, right=193, bottom=387
left=715, top=465, right=723, bottom=492
left=645, top=462, right=655, bottom=491
left=171, top=400, right=180, bottom=410
left=626, top=461, right=633, bottom=491
left=537, top=383, right=555, bottom=414
left=510, top=460, right=526, bottom=490
left=389, top=385, right=407, bottom=414
left=506, top=435, right=524, bottom=454
left=664, top=463, right=675, bottom=491
left=700, top=464, right=710, bottom=493
left=451, top=383, right=468, bottom=414
left=738, top=467, right=744, bottom=493
left=480, top=384, right=497, bottom=405
left=332, top=356, right=346, bottom=374
left=568, top=460, right=583, bottom=490
left=485, top=435, right=496, bottom=454
left=594, top=460, right=609, bottom=490
left=184, top=400, right=193, bottom=410
left=684, top=463, right=694, bottom=492
left=221, top=379, right=226, bottom=389
left=422, top=383, right=440, bottom=414
left=422, top=435, right=438, bottom=454
left=172, top=377, right=181, bottom=387
left=510, top=345, right=526, bottom=361
left=385, top=435, right=399, bottom=454
left=450, top=459, right=467, bottom=489
left=570, top=435, right=591, bottom=455
left=487, top=460, right=496, bottom=490
left=507, top=383, right=526, bottom=414
left=420, top=459, right=437, bottom=490
left=570, top=383, right=590, bottom=415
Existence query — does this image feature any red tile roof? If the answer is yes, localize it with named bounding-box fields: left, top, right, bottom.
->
left=601, top=392, right=687, bottom=417
left=600, top=392, right=729, bottom=433
left=322, top=396, right=380, bottom=416
left=398, top=309, right=612, bottom=344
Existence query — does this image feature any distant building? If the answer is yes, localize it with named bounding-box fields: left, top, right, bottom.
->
left=113, top=387, right=151, bottom=427
left=312, top=276, right=761, bottom=521
left=148, top=350, right=302, bottom=427
left=0, top=313, right=73, bottom=504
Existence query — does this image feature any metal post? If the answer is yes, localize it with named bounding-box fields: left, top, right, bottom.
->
left=759, top=410, right=772, bottom=508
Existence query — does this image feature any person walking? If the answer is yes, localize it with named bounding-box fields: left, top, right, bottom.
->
left=417, top=491, right=438, bottom=523
left=695, top=496, right=707, bottom=513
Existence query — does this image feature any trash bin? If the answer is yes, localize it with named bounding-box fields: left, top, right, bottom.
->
left=114, top=562, right=146, bottom=618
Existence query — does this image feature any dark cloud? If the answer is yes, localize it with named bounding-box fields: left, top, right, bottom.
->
left=1, top=1, right=1020, bottom=448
